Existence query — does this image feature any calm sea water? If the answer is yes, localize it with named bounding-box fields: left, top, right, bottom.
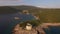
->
left=43, top=26, right=60, bottom=34
left=0, top=13, right=35, bottom=34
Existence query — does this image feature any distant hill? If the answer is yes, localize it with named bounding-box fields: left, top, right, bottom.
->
left=0, top=6, right=21, bottom=14
left=10, top=5, right=40, bottom=10
left=10, top=5, right=60, bottom=23
left=0, top=5, right=60, bottom=23
left=10, top=5, right=42, bottom=14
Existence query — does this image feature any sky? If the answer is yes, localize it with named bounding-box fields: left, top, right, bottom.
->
left=0, top=0, right=60, bottom=8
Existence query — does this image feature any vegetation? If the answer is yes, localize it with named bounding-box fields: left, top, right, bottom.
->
left=1, top=6, right=60, bottom=23
left=19, top=20, right=41, bottom=28
left=11, top=5, right=60, bottom=23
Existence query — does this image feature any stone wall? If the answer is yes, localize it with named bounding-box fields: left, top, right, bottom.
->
left=12, top=23, right=60, bottom=34
left=12, top=24, right=37, bottom=34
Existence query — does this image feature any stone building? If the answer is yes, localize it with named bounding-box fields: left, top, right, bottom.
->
left=25, top=23, right=32, bottom=30
left=22, top=10, right=29, bottom=15
left=12, top=24, right=37, bottom=34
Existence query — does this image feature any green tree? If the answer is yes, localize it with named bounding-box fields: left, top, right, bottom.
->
left=19, top=20, right=41, bottom=28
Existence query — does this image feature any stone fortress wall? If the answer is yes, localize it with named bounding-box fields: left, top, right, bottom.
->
left=12, top=23, right=60, bottom=34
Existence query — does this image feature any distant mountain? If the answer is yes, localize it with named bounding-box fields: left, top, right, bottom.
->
left=0, top=6, right=60, bottom=22
left=10, top=5, right=60, bottom=10
left=10, top=5, right=60, bottom=23
left=0, top=6, right=21, bottom=14
left=10, top=5, right=40, bottom=10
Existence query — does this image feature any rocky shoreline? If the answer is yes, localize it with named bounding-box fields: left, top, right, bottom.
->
left=12, top=23, right=60, bottom=34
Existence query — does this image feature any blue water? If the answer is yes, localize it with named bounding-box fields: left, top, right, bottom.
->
left=43, top=26, right=60, bottom=34
left=0, top=13, right=35, bottom=34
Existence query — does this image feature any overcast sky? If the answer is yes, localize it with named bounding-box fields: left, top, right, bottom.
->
left=0, top=0, right=60, bottom=8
